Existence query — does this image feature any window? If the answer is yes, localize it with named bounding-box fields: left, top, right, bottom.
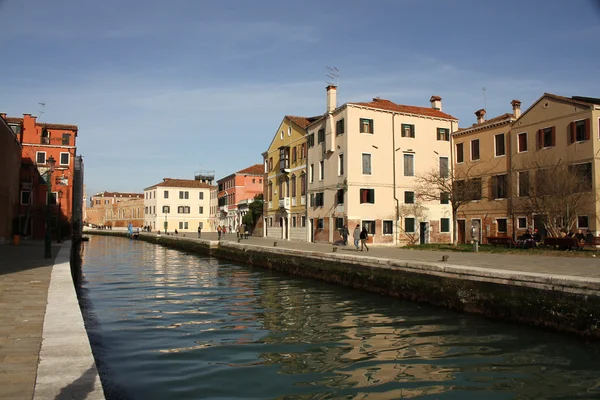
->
left=517, top=132, right=527, bottom=152
left=317, top=129, right=325, bottom=143
left=164, top=190, right=169, bottom=199
left=497, top=218, right=508, bottom=233
left=280, top=130, right=284, bottom=139
left=362, top=153, right=372, bottom=175
left=360, top=188, right=375, bottom=204
left=437, top=128, right=449, bottom=141
left=292, top=216, right=297, bottom=227
left=62, top=133, right=71, bottom=145
left=41, top=128, right=50, bottom=144
left=309, top=164, right=314, bottom=183
left=300, top=143, right=306, bottom=159
left=279, top=146, right=290, bottom=170
left=319, top=160, right=324, bottom=180
left=491, top=174, right=507, bottom=199
left=20, top=191, right=31, bottom=205
left=301, top=216, right=306, bottom=227
left=578, top=216, right=589, bottom=229
left=300, top=174, right=306, bottom=195
left=403, top=154, right=414, bottom=176
left=9, top=123, right=21, bottom=134
left=471, top=139, right=480, bottom=161
left=178, top=222, right=189, bottom=229
left=335, top=217, right=344, bottom=230
left=199, top=206, right=204, bottom=214
left=317, top=218, right=324, bottom=229
left=539, top=127, right=555, bottom=148
left=59, top=152, right=69, bottom=165
left=47, top=191, right=58, bottom=205
left=179, top=191, right=189, bottom=199
left=269, top=217, right=273, bottom=227
left=572, top=119, right=590, bottom=142
left=456, top=178, right=482, bottom=201
left=199, top=192, right=204, bottom=200
left=308, top=133, right=315, bottom=147
left=269, top=157, right=273, bottom=170
left=362, top=220, right=375, bottom=235
left=36, top=151, right=46, bottom=164
left=315, top=192, right=324, bottom=207
left=440, top=192, right=450, bottom=204
left=177, top=206, right=191, bottom=214
left=569, top=162, right=593, bottom=191
left=162, top=205, right=170, bottom=213
left=518, top=171, right=529, bottom=197
left=518, top=217, right=527, bottom=229
left=291, top=175, right=297, bottom=197
left=495, top=133, right=505, bottom=156
left=268, top=182, right=273, bottom=201
left=405, top=218, right=415, bottom=233
left=336, top=119, right=345, bottom=135
left=404, top=191, right=414, bottom=204
left=456, top=143, right=464, bottom=163
left=336, top=189, right=344, bottom=204
left=338, top=154, right=344, bottom=175
left=439, top=157, right=449, bottom=178
left=264, top=160, right=268, bottom=173
left=383, top=220, right=393, bottom=235
left=360, top=118, right=374, bottom=134
left=292, top=147, right=297, bottom=163
left=441, top=218, right=450, bottom=233
left=401, top=124, right=415, bottom=138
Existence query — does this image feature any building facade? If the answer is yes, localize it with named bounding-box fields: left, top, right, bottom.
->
left=144, top=178, right=214, bottom=233
left=305, top=86, right=458, bottom=245
left=87, top=191, right=144, bottom=228
left=3, top=113, right=79, bottom=239
left=451, top=102, right=519, bottom=243
left=216, top=164, right=264, bottom=231
left=0, top=116, right=22, bottom=242
left=262, top=116, right=318, bottom=241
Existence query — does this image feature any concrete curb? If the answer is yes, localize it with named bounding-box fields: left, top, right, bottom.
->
left=33, top=242, right=105, bottom=400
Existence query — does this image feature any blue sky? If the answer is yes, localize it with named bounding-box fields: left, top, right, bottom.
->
left=2, top=0, right=599, bottom=196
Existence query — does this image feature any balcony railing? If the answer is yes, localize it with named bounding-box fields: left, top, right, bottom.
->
left=300, top=196, right=306, bottom=206
left=278, top=197, right=290, bottom=210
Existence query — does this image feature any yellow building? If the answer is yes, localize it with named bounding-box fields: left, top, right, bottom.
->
left=262, top=115, right=320, bottom=240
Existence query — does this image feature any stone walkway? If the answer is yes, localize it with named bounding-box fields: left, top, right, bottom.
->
left=0, top=241, right=60, bottom=400
left=136, top=231, right=600, bottom=279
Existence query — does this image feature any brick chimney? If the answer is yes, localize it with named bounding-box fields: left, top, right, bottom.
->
left=430, top=96, right=442, bottom=111
left=326, top=85, right=337, bottom=113
left=475, top=109, right=486, bottom=124
left=511, top=100, right=522, bottom=119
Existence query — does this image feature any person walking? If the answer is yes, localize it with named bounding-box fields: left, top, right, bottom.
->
left=360, top=227, right=369, bottom=251
left=197, top=224, right=202, bottom=238
left=353, top=225, right=361, bottom=250
left=342, top=225, right=349, bottom=246
left=217, top=225, right=222, bottom=240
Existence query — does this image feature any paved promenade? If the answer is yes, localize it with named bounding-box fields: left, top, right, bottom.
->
left=0, top=241, right=58, bottom=400
left=139, top=231, right=600, bottom=279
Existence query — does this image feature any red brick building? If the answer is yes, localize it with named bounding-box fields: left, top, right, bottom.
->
left=215, top=164, right=264, bottom=230
left=87, top=192, right=144, bottom=228
left=0, top=116, right=22, bottom=242
left=2, top=114, right=79, bottom=239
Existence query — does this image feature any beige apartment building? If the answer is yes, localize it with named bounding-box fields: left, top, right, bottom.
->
left=144, top=178, right=214, bottom=233
left=453, top=93, right=600, bottom=241
left=306, top=85, right=458, bottom=245
left=262, top=115, right=319, bottom=241
left=452, top=102, right=519, bottom=243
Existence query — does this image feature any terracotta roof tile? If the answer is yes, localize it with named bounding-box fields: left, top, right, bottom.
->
left=145, top=178, right=215, bottom=190
left=455, top=113, right=514, bottom=134
left=286, top=115, right=322, bottom=129
left=349, top=98, right=457, bottom=120
left=236, top=164, right=264, bottom=175
left=4, top=116, right=78, bottom=131
left=93, top=192, right=143, bottom=198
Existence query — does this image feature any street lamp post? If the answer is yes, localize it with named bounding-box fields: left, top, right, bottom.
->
left=57, top=190, right=63, bottom=243
left=44, top=156, right=56, bottom=259
left=164, top=206, right=168, bottom=233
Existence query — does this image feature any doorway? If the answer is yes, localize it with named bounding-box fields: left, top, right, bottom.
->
left=457, top=219, right=466, bottom=244
left=309, top=219, right=314, bottom=242
left=419, top=222, right=429, bottom=244
left=533, top=215, right=547, bottom=238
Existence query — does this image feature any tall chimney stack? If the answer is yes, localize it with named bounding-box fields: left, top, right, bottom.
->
left=430, top=95, right=442, bottom=111
left=475, top=109, right=486, bottom=124
left=326, top=85, right=337, bottom=113
left=511, top=100, right=522, bottom=119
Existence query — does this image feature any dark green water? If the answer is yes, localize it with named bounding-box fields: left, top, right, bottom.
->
left=80, top=236, right=600, bottom=399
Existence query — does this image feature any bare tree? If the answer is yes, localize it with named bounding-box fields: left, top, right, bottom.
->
left=416, top=162, right=495, bottom=245
left=512, top=155, right=594, bottom=237
left=399, top=200, right=428, bottom=245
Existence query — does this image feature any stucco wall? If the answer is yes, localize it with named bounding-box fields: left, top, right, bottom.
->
left=0, top=120, right=21, bottom=241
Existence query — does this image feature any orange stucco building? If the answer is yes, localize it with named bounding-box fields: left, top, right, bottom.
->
left=2, top=113, right=79, bottom=239
left=216, top=164, right=264, bottom=230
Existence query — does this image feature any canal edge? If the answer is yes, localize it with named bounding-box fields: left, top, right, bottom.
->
left=33, top=241, right=106, bottom=400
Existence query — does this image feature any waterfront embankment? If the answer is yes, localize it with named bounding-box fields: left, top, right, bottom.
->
left=88, top=230, right=600, bottom=339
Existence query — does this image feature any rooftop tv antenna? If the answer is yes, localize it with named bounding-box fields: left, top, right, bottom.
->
left=326, top=66, right=340, bottom=106
left=38, top=102, right=46, bottom=121
left=482, top=87, right=487, bottom=110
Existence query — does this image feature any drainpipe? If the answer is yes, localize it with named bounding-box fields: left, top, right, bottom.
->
left=392, top=112, right=400, bottom=246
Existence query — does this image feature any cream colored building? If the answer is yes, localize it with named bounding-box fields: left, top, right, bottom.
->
left=306, top=86, right=458, bottom=245
left=262, top=115, right=319, bottom=241
left=143, top=178, right=215, bottom=233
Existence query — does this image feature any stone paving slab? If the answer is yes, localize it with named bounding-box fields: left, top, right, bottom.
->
left=0, top=241, right=58, bottom=400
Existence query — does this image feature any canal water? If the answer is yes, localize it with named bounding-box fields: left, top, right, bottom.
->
left=79, top=236, right=600, bottom=399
